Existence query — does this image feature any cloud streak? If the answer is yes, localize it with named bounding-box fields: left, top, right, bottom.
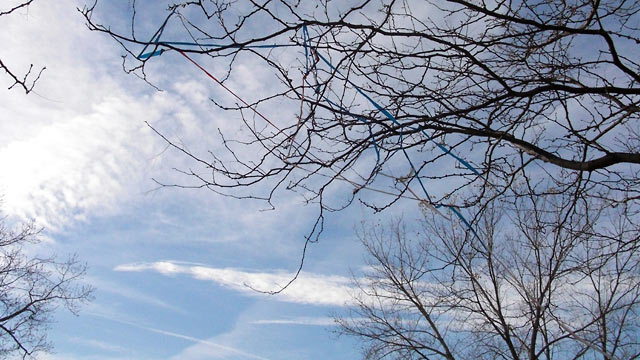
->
left=114, top=261, right=354, bottom=306
left=67, top=337, right=127, bottom=353
left=86, top=276, right=184, bottom=313
left=140, top=326, right=272, bottom=360
left=250, top=317, right=338, bottom=326
left=91, top=313, right=271, bottom=360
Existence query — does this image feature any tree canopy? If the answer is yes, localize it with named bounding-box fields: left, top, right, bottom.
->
left=0, top=217, right=93, bottom=358
left=81, top=1, right=640, bottom=358
left=82, top=0, right=640, bottom=222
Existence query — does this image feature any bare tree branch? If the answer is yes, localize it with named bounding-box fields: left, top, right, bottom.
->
left=0, top=0, right=45, bottom=94
left=0, top=216, right=94, bottom=358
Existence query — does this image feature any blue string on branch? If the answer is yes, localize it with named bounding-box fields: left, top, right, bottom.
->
left=138, top=18, right=482, bottom=237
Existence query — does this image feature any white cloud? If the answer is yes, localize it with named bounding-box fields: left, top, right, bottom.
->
left=0, top=1, right=166, bottom=229
left=0, top=94, right=159, bottom=229
left=166, top=330, right=274, bottom=360
left=86, top=276, right=184, bottom=313
left=0, top=1, right=234, bottom=231
left=67, top=337, right=126, bottom=353
left=114, top=261, right=354, bottom=306
left=90, top=313, right=271, bottom=360
left=250, top=317, right=337, bottom=326
left=39, top=351, right=133, bottom=360
left=141, top=326, right=272, bottom=360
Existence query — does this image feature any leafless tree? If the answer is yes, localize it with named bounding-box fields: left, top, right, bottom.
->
left=81, top=0, right=640, bottom=223
left=80, top=0, right=640, bottom=295
left=80, top=2, right=640, bottom=353
left=1, top=0, right=45, bottom=93
left=0, top=216, right=94, bottom=359
left=339, top=187, right=639, bottom=360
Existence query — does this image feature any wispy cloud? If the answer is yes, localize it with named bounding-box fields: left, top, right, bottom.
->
left=92, top=314, right=271, bottom=360
left=39, top=354, right=133, bottom=360
left=0, top=95, right=158, bottom=229
left=86, top=276, right=184, bottom=313
left=251, top=317, right=338, bottom=326
left=140, top=326, right=272, bottom=360
left=114, top=261, right=354, bottom=306
left=0, top=1, right=167, bottom=229
left=67, top=337, right=127, bottom=353
left=0, top=1, right=218, bottom=231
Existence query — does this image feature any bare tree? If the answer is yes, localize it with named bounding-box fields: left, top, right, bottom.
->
left=79, top=2, right=640, bottom=356
left=80, top=0, right=640, bottom=226
left=1, top=0, right=45, bottom=93
left=339, top=188, right=640, bottom=360
left=80, top=3, right=640, bottom=355
left=80, top=0, right=640, bottom=304
left=0, top=216, right=94, bottom=359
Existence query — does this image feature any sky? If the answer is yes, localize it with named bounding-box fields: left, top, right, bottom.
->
left=0, top=1, right=416, bottom=359
left=5, top=1, right=638, bottom=359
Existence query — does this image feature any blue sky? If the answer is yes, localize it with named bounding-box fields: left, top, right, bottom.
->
left=0, top=1, right=477, bottom=358
left=0, top=1, right=417, bottom=358
left=5, top=1, right=637, bottom=359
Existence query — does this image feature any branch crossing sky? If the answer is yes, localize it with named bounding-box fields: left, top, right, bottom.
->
left=0, top=1, right=407, bottom=358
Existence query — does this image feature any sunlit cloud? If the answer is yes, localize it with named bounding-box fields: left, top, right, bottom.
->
left=114, top=261, right=355, bottom=306
left=0, top=95, right=159, bottom=229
